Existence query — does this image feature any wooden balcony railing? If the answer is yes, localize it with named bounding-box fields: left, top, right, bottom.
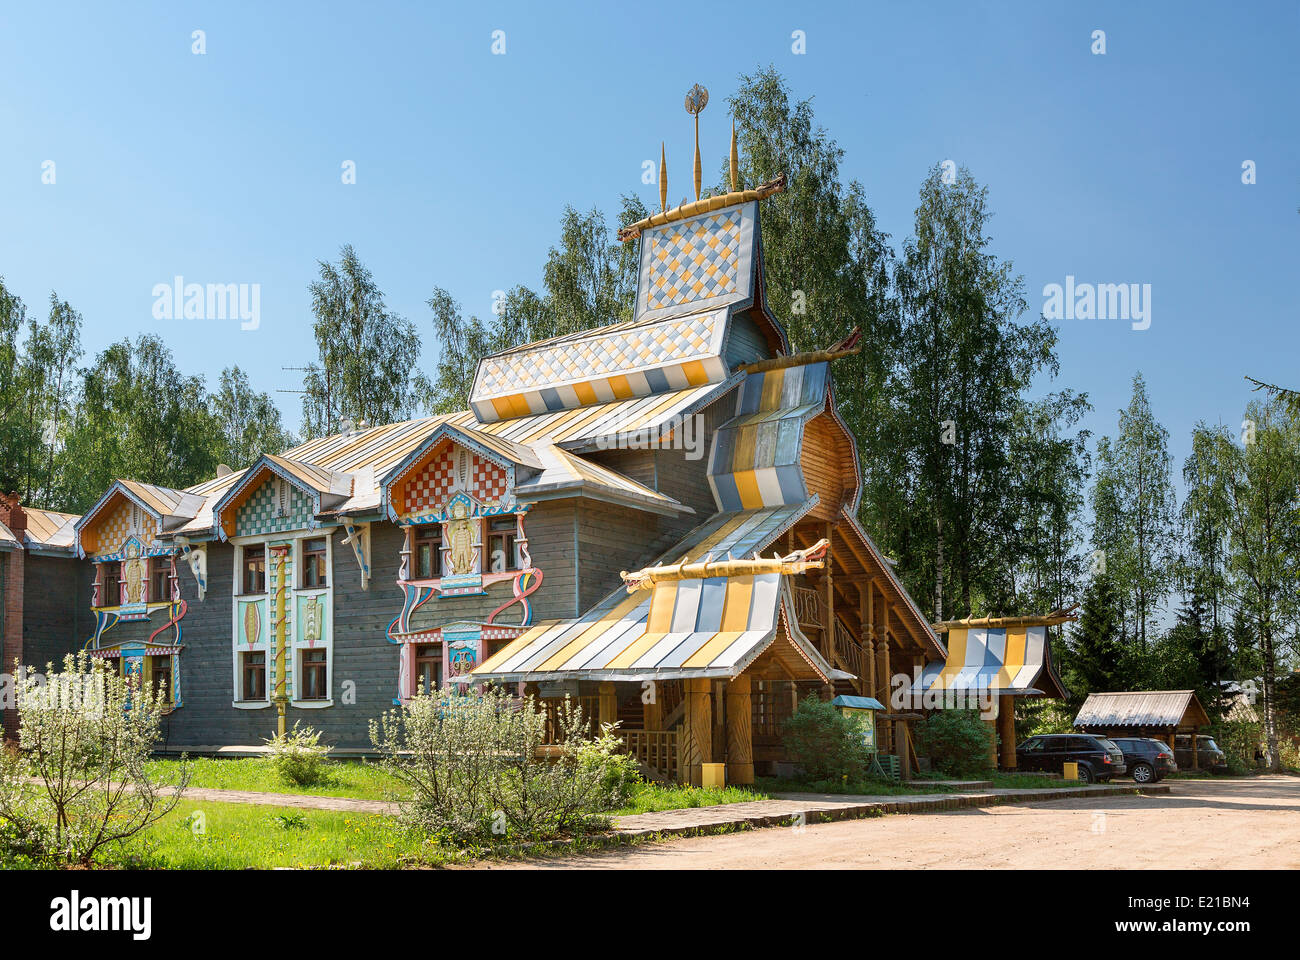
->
left=618, top=729, right=678, bottom=781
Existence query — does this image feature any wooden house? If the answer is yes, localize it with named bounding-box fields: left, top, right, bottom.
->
left=29, top=95, right=948, bottom=781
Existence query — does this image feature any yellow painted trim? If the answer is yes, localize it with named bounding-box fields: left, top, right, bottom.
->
left=608, top=375, right=635, bottom=400
left=733, top=470, right=764, bottom=509
left=997, top=628, right=1027, bottom=688
left=572, top=381, right=598, bottom=407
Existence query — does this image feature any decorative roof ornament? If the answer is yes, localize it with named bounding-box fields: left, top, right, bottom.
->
left=730, top=120, right=739, bottom=193
left=620, top=538, right=829, bottom=592
left=684, top=83, right=708, bottom=201
left=659, top=141, right=668, bottom=213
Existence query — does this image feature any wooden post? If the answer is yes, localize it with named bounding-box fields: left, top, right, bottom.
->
left=862, top=581, right=876, bottom=698
left=824, top=522, right=836, bottom=665
left=895, top=719, right=911, bottom=779
left=642, top=684, right=663, bottom=731
left=998, top=694, right=1017, bottom=770
left=681, top=678, right=713, bottom=786
left=986, top=715, right=999, bottom=770
left=1166, top=731, right=1176, bottom=752
left=1191, top=726, right=1199, bottom=770
left=725, top=675, right=754, bottom=785
left=598, top=682, right=617, bottom=730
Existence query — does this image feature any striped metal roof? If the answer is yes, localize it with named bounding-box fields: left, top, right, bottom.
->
left=921, top=625, right=1063, bottom=696
left=472, top=501, right=814, bottom=682
left=1074, top=690, right=1210, bottom=729
left=23, top=508, right=79, bottom=551
left=0, top=520, right=18, bottom=549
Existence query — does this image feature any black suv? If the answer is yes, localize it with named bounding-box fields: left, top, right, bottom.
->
left=1016, top=734, right=1127, bottom=782
left=1174, top=734, right=1229, bottom=773
left=1111, top=737, right=1178, bottom=783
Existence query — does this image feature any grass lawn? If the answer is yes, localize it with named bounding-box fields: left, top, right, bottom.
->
left=106, top=779, right=767, bottom=869
left=118, top=799, right=455, bottom=869
left=145, top=757, right=409, bottom=802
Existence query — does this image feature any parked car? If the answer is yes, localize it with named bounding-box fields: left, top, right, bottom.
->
left=1016, top=733, right=1127, bottom=782
left=1174, top=734, right=1228, bottom=772
left=1111, top=737, right=1178, bottom=783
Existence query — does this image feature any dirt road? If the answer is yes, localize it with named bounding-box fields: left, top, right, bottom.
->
left=476, top=775, right=1300, bottom=869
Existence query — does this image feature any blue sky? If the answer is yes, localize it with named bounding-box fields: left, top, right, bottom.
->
left=1, top=1, right=1296, bottom=485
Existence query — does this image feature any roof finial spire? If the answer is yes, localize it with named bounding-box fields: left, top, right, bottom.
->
left=729, top=119, right=739, bottom=193
left=685, top=83, right=709, bottom=202
left=659, top=141, right=668, bottom=213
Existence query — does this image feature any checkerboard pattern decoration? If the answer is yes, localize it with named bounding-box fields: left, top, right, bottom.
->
left=91, top=498, right=158, bottom=557
left=402, top=444, right=507, bottom=516
left=469, top=311, right=728, bottom=421
left=645, top=208, right=742, bottom=311
left=235, top=479, right=315, bottom=537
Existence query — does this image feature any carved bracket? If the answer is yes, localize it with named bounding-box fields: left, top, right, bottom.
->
left=175, top=538, right=208, bottom=602
left=341, top=520, right=372, bottom=590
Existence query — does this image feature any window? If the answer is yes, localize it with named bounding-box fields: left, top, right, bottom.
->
left=414, top=644, right=441, bottom=694
left=487, top=517, right=521, bottom=573
left=101, top=563, right=121, bottom=608
left=300, top=648, right=327, bottom=700
left=414, top=525, right=442, bottom=580
left=241, top=651, right=266, bottom=701
left=151, top=656, right=172, bottom=702
left=301, top=537, right=327, bottom=589
left=242, top=545, right=266, bottom=595
left=150, top=557, right=172, bottom=602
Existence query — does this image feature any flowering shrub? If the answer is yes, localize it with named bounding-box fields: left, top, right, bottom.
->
left=264, top=722, right=332, bottom=786
left=370, top=686, right=641, bottom=843
left=0, top=654, right=188, bottom=866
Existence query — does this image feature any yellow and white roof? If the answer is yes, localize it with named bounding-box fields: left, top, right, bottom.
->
left=921, top=625, right=1066, bottom=697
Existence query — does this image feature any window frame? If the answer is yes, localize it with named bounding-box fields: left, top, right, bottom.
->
left=299, top=647, right=328, bottom=701
left=241, top=544, right=267, bottom=596
left=300, top=536, right=328, bottom=590
left=486, top=516, right=521, bottom=574
left=413, top=524, right=442, bottom=580
left=240, top=650, right=267, bottom=702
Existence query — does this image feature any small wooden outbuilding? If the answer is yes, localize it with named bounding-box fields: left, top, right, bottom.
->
left=1073, top=690, right=1212, bottom=767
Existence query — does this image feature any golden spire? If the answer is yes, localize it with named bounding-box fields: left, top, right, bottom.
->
left=729, top=119, right=739, bottom=192
left=659, top=141, right=668, bottom=213
left=685, top=83, right=709, bottom=201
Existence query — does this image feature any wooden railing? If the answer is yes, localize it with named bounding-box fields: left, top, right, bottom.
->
left=539, top=695, right=600, bottom=743
left=618, top=730, right=678, bottom=781
left=793, top=586, right=822, bottom=627
left=834, top=617, right=866, bottom=692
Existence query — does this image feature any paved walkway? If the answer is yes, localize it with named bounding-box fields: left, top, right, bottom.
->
left=174, top=785, right=398, bottom=815
left=170, top=781, right=1169, bottom=835
left=611, top=783, right=1167, bottom=836
left=477, top=776, right=1300, bottom=869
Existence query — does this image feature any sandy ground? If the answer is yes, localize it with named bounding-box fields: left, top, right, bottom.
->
left=474, top=775, right=1300, bottom=869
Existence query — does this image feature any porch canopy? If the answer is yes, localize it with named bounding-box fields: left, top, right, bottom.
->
left=918, top=608, right=1075, bottom=771
left=1074, top=690, right=1211, bottom=733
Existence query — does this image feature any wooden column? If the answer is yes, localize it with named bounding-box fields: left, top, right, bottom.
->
left=681, top=678, right=713, bottom=786
left=824, top=522, right=836, bottom=665
left=985, top=715, right=999, bottom=770
left=1191, top=726, right=1199, bottom=770
left=642, top=685, right=663, bottom=731
left=1166, top=731, right=1176, bottom=752
left=862, top=581, right=876, bottom=699
left=725, top=675, right=754, bottom=785
left=598, top=682, right=617, bottom=729
left=895, top=719, right=911, bottom=779
left=998, top=694, right=1017, bottom=769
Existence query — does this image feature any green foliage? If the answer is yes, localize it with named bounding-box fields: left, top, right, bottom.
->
left=1211, top=720, right=1264, bottom=774
left=1091, top=372, right=1179, bottom=649
left=264, top=722, right=332, bottom=787
left=211, top=366, right=294, bottom=470
left=913, top=709, right=994, bottom=778
left=780, top=695, right=871, bottom=781
left=573, top=726, right=643, bottom=811
left=301, top=244, right=421, bottom=439
left=0, top=654, right=189, bottom=866
left=370, top=687, right=638, bottom=844
left=420, top=198, right=646, bottom=414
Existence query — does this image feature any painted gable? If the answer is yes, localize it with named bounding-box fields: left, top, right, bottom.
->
left=235, top=477, right=316, bottom=537
left=398, top=440, right=508, bottom=520
left=88, top=497, right=159, bottom=558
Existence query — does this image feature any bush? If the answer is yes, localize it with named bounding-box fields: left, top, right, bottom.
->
left=370, top=686, right=637, bottom=844
left=913, top=709, right=994, bottom=778
left=264, top=722, right=332, bottom=786
left=1211, top=720, right=1264, bottom=774
left=780, top=695, right=871, bottom=782
left=0, top=654, right=189, bottom=866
